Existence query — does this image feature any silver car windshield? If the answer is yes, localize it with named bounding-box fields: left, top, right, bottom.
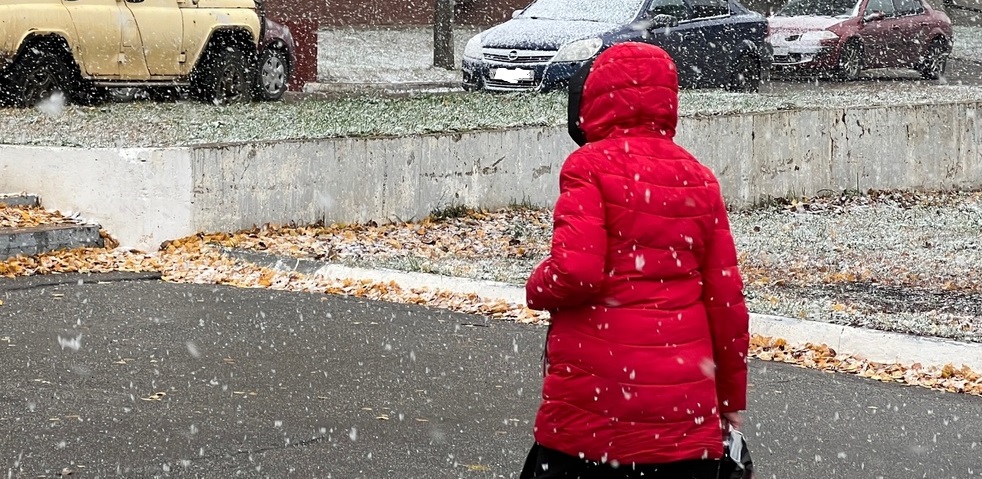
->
left=775, top=0, right=861, bottom=17
left=519, top=0, right=648, bottom=23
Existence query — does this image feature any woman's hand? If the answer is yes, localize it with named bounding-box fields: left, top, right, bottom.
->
left=722, top=411, right=743, bottom=431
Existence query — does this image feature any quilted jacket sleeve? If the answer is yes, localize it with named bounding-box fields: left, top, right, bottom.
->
left=701, top=187, right=750, bottom=412
left=525, top=151, right=607, bottom=312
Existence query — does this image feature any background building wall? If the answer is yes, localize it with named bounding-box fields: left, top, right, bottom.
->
left=261, top=0, right=979, bottom=27
left=262, top=0, right=530, bottom=27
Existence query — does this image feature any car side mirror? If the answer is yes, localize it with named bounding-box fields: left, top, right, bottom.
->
left=863, top=11, right=885, bottom=22
left=647, top=14, right=680, bottom=28
left=512, top=9, right=523, bottom=18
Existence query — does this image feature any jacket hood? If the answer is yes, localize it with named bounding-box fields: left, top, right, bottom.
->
left=570, top=42, right=679, bottom=144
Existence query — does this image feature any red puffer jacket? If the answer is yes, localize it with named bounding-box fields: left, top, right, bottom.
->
left=526, top=43, right=750, bottom=466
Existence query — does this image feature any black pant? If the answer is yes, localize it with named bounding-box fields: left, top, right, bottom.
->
left=521, top=443, right=720, bottom=479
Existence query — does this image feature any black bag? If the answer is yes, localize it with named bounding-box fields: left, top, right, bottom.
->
left=519, top=442, right=542, bottom=479
left=718, top=428, right=754, bottom=479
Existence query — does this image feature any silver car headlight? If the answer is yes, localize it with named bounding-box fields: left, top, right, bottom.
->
left=552, top=38, right=603, bottom=63
left=464, top=34, right=483, bottom=60
left=799, top=30, right=839, bottom=46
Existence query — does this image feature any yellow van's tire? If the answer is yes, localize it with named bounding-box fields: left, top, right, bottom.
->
left=191, top=43, right=254, bottom=105
left=5, top=46, right=71, bottom=108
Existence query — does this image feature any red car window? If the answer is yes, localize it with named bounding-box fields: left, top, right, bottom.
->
left=866, top=0, right=898, bottom=15
left=893, top=0, right=925, bottom=14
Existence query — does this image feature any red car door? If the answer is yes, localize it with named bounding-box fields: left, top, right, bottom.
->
left=891, top=0, right=930, bottom=66
left=859, top=0, right=904, bottom=68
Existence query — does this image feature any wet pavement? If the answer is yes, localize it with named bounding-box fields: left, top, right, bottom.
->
left=2, top=273, right=982, bottom=478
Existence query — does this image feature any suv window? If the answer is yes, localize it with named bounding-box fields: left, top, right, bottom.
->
left=866, top=0, right=897, bottom=15
left=647, top=0, right=689, bottom=19
left=689, top=0, right=729, bottom=18
left=893, top=0, right=924, bottom=14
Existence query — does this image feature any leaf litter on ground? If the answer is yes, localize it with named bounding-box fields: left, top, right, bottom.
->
left=0, top=204, right=85, bottom=229
left=1, top=190, right=981, bottom=397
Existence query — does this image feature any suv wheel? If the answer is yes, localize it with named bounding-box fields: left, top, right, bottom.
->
left=918, top=39, right=949, bottom=80
left=724, top=55, right=761, bottom=93
left=192, top=44, right=254, bottom=105
left=254, top=47, right=290, bottom=101
left=6, top=47, right=71, bottom=107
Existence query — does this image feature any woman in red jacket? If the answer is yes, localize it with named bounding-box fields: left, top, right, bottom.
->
left=523, top=42, right=750, bottom=478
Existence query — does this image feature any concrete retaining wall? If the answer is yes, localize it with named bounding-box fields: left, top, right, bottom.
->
left=1, top=101, right=979, bottom=250
left=0, top=147, right=195, bottom=249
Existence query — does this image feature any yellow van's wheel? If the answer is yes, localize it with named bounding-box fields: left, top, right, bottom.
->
left=5, top=46, right=71, bottom=108
left=725, top=54, right=761, bottom=93
left=191, top=42, right=254, bottom=105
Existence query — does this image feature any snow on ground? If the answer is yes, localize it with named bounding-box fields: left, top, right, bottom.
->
left=318, top=27, right=479, bottom=84
left=4, top=192, right=982, bottom=395
left=2, top=81, right=982, bottom=147
left=203, top=190, right=982, bottom=344
left=315, top=25, right=982, bottom=85
left=953, top=26, right=982, bottom=63
left=0, top=25, right=978, bottom=147
left=4, top=192, right=982, bottom=394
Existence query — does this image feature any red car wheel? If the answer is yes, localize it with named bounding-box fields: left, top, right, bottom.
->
left=836, top=41, right=863, bottom=81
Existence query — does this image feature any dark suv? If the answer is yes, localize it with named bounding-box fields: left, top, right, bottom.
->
left=462, top=0, right=771, bottom=92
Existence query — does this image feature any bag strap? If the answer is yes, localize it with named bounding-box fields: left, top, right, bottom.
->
left=541, top=322, right=553, bottom=377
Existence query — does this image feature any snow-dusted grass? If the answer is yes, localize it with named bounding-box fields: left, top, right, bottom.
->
left=3, top=81, right=982, bottom=147
left=0, top=93, right=566, bottom=147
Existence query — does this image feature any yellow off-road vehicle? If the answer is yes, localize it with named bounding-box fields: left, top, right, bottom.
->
left=0, top=0, right=262, bottom=106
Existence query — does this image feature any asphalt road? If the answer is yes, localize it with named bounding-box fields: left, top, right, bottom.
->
left=1, top=273, right=981, bottom=478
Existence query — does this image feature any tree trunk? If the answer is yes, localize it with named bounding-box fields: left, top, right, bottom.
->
left=433, top=0, right=456, bottom=70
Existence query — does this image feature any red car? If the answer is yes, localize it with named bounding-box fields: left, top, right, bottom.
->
left=767, top=0, right=953, bottom=80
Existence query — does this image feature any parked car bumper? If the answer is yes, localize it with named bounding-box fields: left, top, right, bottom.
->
left=462, top=57, right=585, bottom=92
left=769, top=45, right=842, bottom=75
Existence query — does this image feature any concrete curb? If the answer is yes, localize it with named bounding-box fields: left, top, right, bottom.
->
left=225, top=248, right=982, bottom=371
left=1, top=224, right=105, bottom=260
left=749, top=314, right=982, bottom=371
left=224, top=248, right=524, bottom=303
left=0, top=194, right=40, bottom=208
left=303, top=80, right=462, bottom=95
